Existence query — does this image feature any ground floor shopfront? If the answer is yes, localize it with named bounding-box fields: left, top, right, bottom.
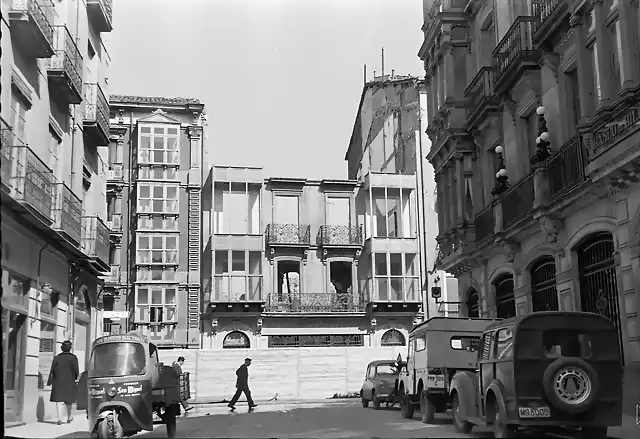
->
left=1, top=213, right=105, bottom=425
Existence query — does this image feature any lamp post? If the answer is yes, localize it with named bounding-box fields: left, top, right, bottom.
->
left=492, top=145, right=510, bottom=195
left=531, top=105, right=552, bottom=164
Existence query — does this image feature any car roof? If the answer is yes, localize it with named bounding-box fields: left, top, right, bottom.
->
left=410, top=316, right=499, bottom=335
left=483, top=311, right=613, bottom=331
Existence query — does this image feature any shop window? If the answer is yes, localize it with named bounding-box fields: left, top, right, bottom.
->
left=223, top=331, right=250, bottom=349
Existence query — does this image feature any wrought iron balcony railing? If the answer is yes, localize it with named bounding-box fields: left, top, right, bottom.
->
left=87, top=0, right=113, bottom=32
left=82, top=215, right=110, bottom=266
left=83, top=83, right=110, bottom=145
left=107, top=164, right=124, bottom=182
left=9, top=0, right=55, bottom=58
left=502, top=173, right=535, bottom=230
left=11, top=145, right=55, bottom=221
left=266, top=224, right=311, bottom=246
left=318, top=224, right=363, bottom=246
left=548, top=135, right=586, bottom=202
left=493, top=16, right=540, bottom=86
left=531, top=0, right=569, bottom=43
left=265, top=292, right=366, bottom=313
left=52, top=182, right=82, bottom=245
left=464, top=66, right=497, bottom=124
left=48, top=26, right=83, bottom=104
left=1, top=119, right=15, bottom=190
left=473, top=204, right=494, bottom=245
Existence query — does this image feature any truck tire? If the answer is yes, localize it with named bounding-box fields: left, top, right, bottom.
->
left=542, top=357, right=599, bottom=414
left=400, top=394, right=415, bottom=419
left=451, top=393, right=473, bottom=434
left=372, top=391, right=381, bottom=410
left=420, top=391, right=435, bottom=424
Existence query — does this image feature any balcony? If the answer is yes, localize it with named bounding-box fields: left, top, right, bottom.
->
left=11, top=145, right=55, bottom=223
left=107, top=164, right=124, bottom=183
left=87, top=0, right=113, bottom=32
left=107, top=213, right=123, bottom=234
left=492, top=16, right=544, bottom=93
left=318, top=225, right=363, bottom=247
left=82, top=216, right=110, bottom=271
left=265, top=292, right=366, bottom=314
left=1, top=119, right=16, bottom=192
left=531, top=0, right=570, bottom=47
left=548, top=135, right=587, bottom=202
left=47, top=26, right=83, bottom=104
left=266, top=224, right=311, bottom=246
left=8, top=0, right=55, bottom=58
left=473, top=204, right=494, bottom=245
left=501, top=173, right=535, bottom=230
left=465, top=67, right=499, bottom=128
left=52, top=183, right=82, bottom=246
left=83, top=83, right=110, bottom=145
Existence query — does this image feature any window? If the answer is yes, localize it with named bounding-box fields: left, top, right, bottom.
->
left=524, top=112, right=538, bottom=161
left=136, top=235, right=178, bottom=264
left=374, top=253, right=419, bottom=301
left=137, top=184, right=179, bottom=214
left=223, top=331, right=250, bottom=349
left=40, top=288, right=59, bottom=320
left=542, top=329, right=593, bottom=359
left=38, top=321, right=56, bottom=389
left=136, top=266, right=178, bottom=282
left=566, top=69, right=581, bottom=134
left=415, top=334, right=426, bottom=351
left=89, top=342, right=146, bottom=377
left=371, top=187, right=414, bottom=238
left=495, top=327, right=514, bottom=360
left=138, top=166, right=179, bottom=181
left=48, top=130, right=61, bottom=179
left=450, top=336, right=480, bottom=352
left=367, top=365, right=376, bottom=379
left=213, top=182, right=261, bottom=235
left=138, top=125, right=179, bottom=165
left=135, top=286, right=177, bottom=324
left=213, top=250, right=262, bottom=301
left=381, top=329, right=406, bottom=346
left=137, top=215, right=178, bottom=231
left=479, top=332, right=492, bottom=360
left=10, top=92, right=28, bottom=143
left=375, top=364, right=396, bottom=375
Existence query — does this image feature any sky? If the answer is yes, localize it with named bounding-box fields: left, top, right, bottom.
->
left=106, top=0, right=424, bottom=180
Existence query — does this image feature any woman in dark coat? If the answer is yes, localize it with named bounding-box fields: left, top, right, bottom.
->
left=47, top=340, right=79, bottom=425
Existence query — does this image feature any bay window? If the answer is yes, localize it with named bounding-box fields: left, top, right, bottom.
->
left=138, top=125, right=179, bottom=165
left=138, top=166, right=179, bottom=181
left=213, top=182, right=261, bottom=234
left=136, top=235, right=178, bottom=264
left=136, top=266, right=178, bottom=282
left=373, top=252, right=419, bottom=301
left=137, top=215, right=178, bottom=231
left=135, top=286, right=177, bottom=324
left=371, top=186, right=414, bottom=238
left=213, top=250, right=262, bottom=302
left=137, top=184, right=179, bottom=214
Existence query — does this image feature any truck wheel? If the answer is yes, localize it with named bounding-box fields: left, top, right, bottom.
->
left=400, top=395, right=414, bottom=419
left=492, top=406, right=517, bottom=439
left=361, top=397, right=369, bottom=408
left=451, top=393, right=473, bottom=434
left=420, top=391, right=435, bottom=424
left=372, top=391, right=381, bottom=410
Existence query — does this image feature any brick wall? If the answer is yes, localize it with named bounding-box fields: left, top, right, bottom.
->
left=163, top=346, right=406, bottom=402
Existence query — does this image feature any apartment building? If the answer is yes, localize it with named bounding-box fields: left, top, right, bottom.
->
left=200, top=75, right=447, bottom=350
left=1, top=0, right=113, bottom=424
left=105, top=95, right=205, bottom=349
left=420, top=0, right=640, bottom=367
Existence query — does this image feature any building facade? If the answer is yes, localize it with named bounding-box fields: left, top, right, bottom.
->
left=1, top=0, right=113, bottom=424
left=200, top=75, right=448, bottom=350
left=421, top=0, right=640, bottom=367
left=104, top=96, right=205, bottom=349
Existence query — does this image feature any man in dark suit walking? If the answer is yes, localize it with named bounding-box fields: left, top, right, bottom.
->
left=228, top=358, right=257, bottom=411
left=172, top=356, right=193, bottom=412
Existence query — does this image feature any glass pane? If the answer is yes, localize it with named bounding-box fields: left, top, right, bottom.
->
left=137, top=268, right=150, bottom=281
left=232, top=251, right=245, bottom=272
left=151, top=269, right=162, bottom=281
left=390, top=278, right=403, bottom=301
left=151, top=289, right=162, bottom=304
left=167, top=187, right=177, bottom=199
left=140, top=136, right=151, bottom=149
left=165, top=269, right=176, bottom=281
left=165, top=236, right=177, bottom=249
left=167, top=168, right=177, bottom=179
left=375, top=253, right=387, bottom=276
left=153, top=127, right=164, bottom=135
left=214, top=276, right=228, bottom=301
left=167, top=137, right=178, bottom=150
left=405, top=254, right=417, bottom=276
left=138, top=250, right=151, bottom=263
left=152, top=237, right=163, bottom=249
left=166, top=217, right=177, bottom=230
left=139, top=185, right=150, bottom=198
left=89, top=343, right=146, bottom=377
left=165, top=306, right=176, bottom=322
left=141, top=127, right=151, bottom=134
left=153, top=137, right=164, bottom=149
left=215, top=251, right=228, bottom=274
left=372, top=187, right=387, bottom=237
left=137, top=288, right=149, bottom=305
left=167, top=127, right=178, bottom=135
left=249, top=276, right=262, bottom=301
left=152, top=216, right=163, bottom=228
left=153, top=186, right=163, bottom=198
left=165, top=289, right=176, bottom=304
left=153, top=200, right=163, bottom=212
left=230, top=276, right=246, bottom=301
left=151, top=251, right=163, bottom=263
left=377, top=277, right=389, bottom=301
left=139, top=236, right=149, bottom=249
left=249, top=251, right=261, bottom=275
left=390, top=253, right=402, bottom=276
left=386, top=188, right=401, bottom=237
left=153, top=151, right=164, bottom=162
left=166, top=250, right=178, bottom=263
left=137, top=305, right=148, bottom=321
left=406, top=278, right=418, bottom=301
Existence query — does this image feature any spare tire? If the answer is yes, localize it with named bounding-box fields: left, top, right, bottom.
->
left=542, top=357, right=599, bottom=414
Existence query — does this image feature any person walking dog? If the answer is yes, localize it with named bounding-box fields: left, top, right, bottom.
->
left=47, top=340, right=79, bottom=425
left=172, top=356, right=193, bottom=412
left=228, top=358, right=257, bottom=411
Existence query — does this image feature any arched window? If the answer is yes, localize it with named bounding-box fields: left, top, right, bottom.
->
left=494, top=274, right=515, bottom=319
left=530, top=257, right=558, bottom=311
left=223, top=331, right=250, bottom=349
left=381, top=329, right=406, bottom=346
left=466, top=289, right=480, bottom=318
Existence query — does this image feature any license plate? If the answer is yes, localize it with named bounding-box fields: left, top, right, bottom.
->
left=426, top=374, right=445, bottom=388
left=518, top=406, right=550, bottom=418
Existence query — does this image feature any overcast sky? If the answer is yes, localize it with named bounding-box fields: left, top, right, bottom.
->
left=107, top=0, right=424, bottom=179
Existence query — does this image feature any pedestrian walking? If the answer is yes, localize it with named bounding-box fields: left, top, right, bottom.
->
left=228, top=358, right=257, bottom=411
left=47, top=340, right=79, bottom=425
left=172, top=356, right=193, bottom=412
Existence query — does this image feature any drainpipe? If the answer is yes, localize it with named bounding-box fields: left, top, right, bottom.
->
left=70, top=0, right=82, bottom=190
left=124, top=110, right=134, bottom=332
left=416, top=84, right=430, bottom=320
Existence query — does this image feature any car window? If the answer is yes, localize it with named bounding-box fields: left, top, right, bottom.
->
left=495, top=327, right=514, bottom=360
left=415, top=334, right=426, bottom=351
left=542, top=329, right=592, bottom=359
left=479, top=332, right=492, bottom=361
left=367, top=365, right=375, bottom=378
left=376, top=364, right=396, bottom=375
left=450, top=336, right=480, bottom=352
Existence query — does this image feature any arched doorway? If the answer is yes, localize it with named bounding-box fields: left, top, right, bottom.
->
left=578, top=232, right=623, bottom=358
left=381, top=329, right=406, bottom=346
left=530, top=257, right=559, bottom=311
left=465, top=289, right=480, bottom=318
left=494, top=274, right=515, bottom=319
left=223, top=331, right=250, bottom=349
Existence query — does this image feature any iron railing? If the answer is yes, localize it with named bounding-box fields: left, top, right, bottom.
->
left=87, top=0, right=113, bottom=26
left=501, top=173, right=535, bottom=230
left=82, top=216, right=110, bottom=264
left=50, top=25, right=83, bottom=99
left=268, top=334, right=364, bottom=348
left=11, top=145, right=55, bottom=220
left=465, top=67, right=496, bottom=120
left=548, top=135, right=586, bottom=201
left=531, top=0, right=565, bottom=35
left=265, top=292, right=366, bottom=313
left=10, top=0, right=56, bottom=51
left=1, top=119, right=15, bottom=188
left=318, top=224, right=363, bottom=246
left=52, top=182, right=82, bottom=244
left=266, top=224, right=311, bottom=245
left=83, top=83, right=109, bottom=140
left=493, top=16, right=538, bottom=80
left=474, top=204, right=494, bottom=244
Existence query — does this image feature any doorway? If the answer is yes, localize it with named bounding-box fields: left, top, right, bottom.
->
left=277, top=260, right=301, bottom=303
left=3, top=309, right=27, bottom=422
left=329, top=261, right=353, bottom=310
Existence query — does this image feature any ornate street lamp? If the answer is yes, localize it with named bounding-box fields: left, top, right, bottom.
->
left=531, top=105, right=552, bottom=164
left=492, top=145, right=510, bottom=195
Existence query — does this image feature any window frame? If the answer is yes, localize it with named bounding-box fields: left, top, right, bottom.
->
left=137, top=124, right=180, bottom=165
left=137, top=183, right=179, bottom=215
left=136, top=234, right=179, bottom=265
left=213, top=249, right=263, bottom=302
left=136, top=266, right=179, bottom=282
left=134, top=285, right=178, bottom=324
left=48, top=128, right=62, bottom=180
left=373, top=252, right=420, bottom=302
left=137, top=165, right=180, bottom=182
left=495, top=326, right=514, bottom=361
left=371, top=186, right=415, bottom=239
left=137, top=214, right=179, bottom=232
left=10, top=91, right=28, bottom=143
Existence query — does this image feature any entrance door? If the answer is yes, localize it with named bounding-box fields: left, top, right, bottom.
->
left=3, top=309, right=27, bottom=422
left=578, top=232, right=624, bottom=360
left=530, top=258, right=559, bottom=311
left=494, top=275, right=516, bottom=318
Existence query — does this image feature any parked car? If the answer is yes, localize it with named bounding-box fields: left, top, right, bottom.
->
left=397, top=316, right=498, bottom=423
left=449, top=312, right=623, bottom=438
left=361, top=360, right=401, bottom=409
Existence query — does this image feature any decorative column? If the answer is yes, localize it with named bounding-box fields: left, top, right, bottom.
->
left=186, top=126, right=202, bottom=335
left=571, top=15, right=595, bottom=119
left=532, top=106, right=552, bottom=209
left=618, top=0, right=640, bottom=86
left=593, top=0, right=614, bottom=105
left=443, top=46, right=455, bottom=101
left=435, top=169, right=448, bottom=231
left=447, top=161, right=456, bottom=229
left=454, top=153, right=465, bottom=224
